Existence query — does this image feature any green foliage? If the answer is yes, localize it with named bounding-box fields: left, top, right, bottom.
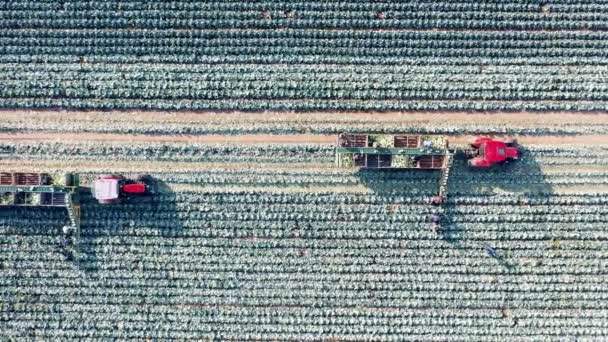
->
left=339, top=153, right=354, bottom=167
left=0, top=1, right=607, bottom=111
left=0, top=193, right=13, bottom=204
left=421, top=135, right=448, bottom=149
left=29, top=193, right=41, bottom=205
left=1, top=0, right=608, bottom=338
left=391, top=155, right=415, bottom=168
left=51, top=173, right=66, bottom=186
left=2, top=139, right=608, bottom=339
left=368, top=135, right=394, bottom=148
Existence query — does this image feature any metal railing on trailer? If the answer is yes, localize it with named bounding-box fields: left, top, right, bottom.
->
left=0, top=172, right=82, bottom=263
left=335, top=133, right=452, bottom=205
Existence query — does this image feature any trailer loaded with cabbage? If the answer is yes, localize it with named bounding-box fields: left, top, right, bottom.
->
left=0, top=172, right=154, bottom=260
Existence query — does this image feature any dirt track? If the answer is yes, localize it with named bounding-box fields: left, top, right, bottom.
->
left=1, top=158, right=606, bottom=174
left=2, top=110, right=608, bottom=126
left=2, top=110, right=607, bottom=146
left=1, top=132, right=607, bottom=146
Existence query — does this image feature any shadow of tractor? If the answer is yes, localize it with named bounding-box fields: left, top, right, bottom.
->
left=450, top=147, right=553, bottom=267
left=355, top=147, right=553, bottom=258
left=78, top=176, right=183, bottom=273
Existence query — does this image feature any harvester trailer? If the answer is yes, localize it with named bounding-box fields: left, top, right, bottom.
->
left=0, top=172, right=154, bottom=259
left=0, top=172, right=81, bottom=230
left=335, top=133, right=520, bottom=230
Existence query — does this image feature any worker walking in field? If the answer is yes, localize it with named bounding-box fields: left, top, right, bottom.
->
left=430, top=211, right=442, bottom=235
left=62, top=225, right=74, bottom=237
left=57, top=225, right=76, bottom=261
left=62, top=236, right=73, bottom=247
left=55, top=235, right=74, bottom=261
left=484, top=244, right=498, bottom=258
left=430, top=195, right=444, bottom=206
left=62, top=248, right=74, bottom=262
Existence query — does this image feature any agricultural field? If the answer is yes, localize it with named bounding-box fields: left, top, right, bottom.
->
left=1, top=112, right=608, bottom=340
left=2, top=0, right=608, bottom=340
left=1, top=1, right=608, bottom=111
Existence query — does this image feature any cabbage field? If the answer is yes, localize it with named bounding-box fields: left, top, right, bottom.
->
left=1, top=130, right=608, bottom=340
left=1, top=0, right=608, bottom=111
left=2, top=0, right=608, bottom=340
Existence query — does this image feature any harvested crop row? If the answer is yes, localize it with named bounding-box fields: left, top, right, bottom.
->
left=2, top=134, right=608, bottom=340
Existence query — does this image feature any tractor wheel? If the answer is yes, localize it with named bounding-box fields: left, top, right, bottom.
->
left=468, top=158, right=484, bottom=167
left=504, top=138, right=518, bottom=146
left=146, top=183, right=157, bottom=195
left=135, top=174, right=155, bottom=194
left=469, top=137, right=481, bottom=148
left=135, top=174, right=153, bottom=183
left=462, top=149, right=476, bottom=159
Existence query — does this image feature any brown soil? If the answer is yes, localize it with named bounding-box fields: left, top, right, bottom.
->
left=2, top=110, right=607, bottom=126
left=552, top=185, right=608, bottom=194
left=1, top=132, right=607, bottom=146
left=541, top=165, right=608, bottom=173
left=1, top=158, right=604, bottom=175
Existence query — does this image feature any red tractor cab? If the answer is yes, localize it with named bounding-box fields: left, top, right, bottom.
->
left=92, top=175, right=152, bottom=204
left=467, top=137, right=519, bottom=167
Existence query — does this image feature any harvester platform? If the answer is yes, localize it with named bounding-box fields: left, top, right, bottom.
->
left=0, top=172, right=82, bottom=259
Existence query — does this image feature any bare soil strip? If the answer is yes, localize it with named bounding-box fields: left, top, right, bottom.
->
left=0, top=158, right=605, bottom=174
left=1, top=132, right=607, bottom=146
left=2, top=110, right=607, bottom=126
left=541, top=165, right=608, bottom=173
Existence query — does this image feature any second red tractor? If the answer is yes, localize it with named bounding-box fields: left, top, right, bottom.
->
left=92, top=175, right=154, bottom=204
left=467, top=137, right=519, bottom=167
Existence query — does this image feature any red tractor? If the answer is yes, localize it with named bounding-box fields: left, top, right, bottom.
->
left=467, top=137, right=519, bottom=167
left=92, top=175, right=153, bottom=204
left=430, top=136, right=520, bottom=206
